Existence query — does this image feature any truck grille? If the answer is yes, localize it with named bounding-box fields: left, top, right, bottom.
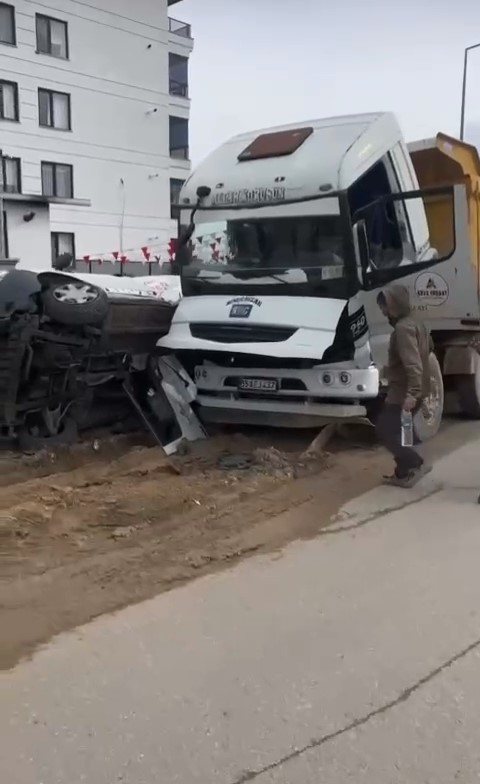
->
left=189, top=323, right=296, bottom=343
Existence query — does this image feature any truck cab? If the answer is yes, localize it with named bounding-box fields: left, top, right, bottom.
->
left=159, top=112, right=468, bottom=436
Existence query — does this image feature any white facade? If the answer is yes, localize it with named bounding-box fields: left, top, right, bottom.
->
left=0, top=0, right=192, bottom=264
left=2, top=196, right=50, bottom=266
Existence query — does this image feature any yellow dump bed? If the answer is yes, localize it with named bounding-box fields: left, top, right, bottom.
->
left=408, top=133, right=480, bottom=274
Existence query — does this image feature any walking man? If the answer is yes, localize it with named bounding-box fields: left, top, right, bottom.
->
left=376, top=284, right=432, bottom=487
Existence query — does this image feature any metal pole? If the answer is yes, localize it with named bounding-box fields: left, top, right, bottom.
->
left=0, top=196, right=5, bottom=259
left=0, top=151, right=5, bottom=259
left=460, top=47, right=469, bottom=140
left=460, top=43, right=480, bottom=141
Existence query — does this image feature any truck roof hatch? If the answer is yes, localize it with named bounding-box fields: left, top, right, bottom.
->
left=237, top=126, right=313, bottom=162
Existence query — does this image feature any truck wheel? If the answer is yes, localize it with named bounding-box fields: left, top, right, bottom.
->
left=457, top=370, right=480, bottom=418
left=43, top=280, right=108, bottom=326
left=413, top=353, right=444, bottom=442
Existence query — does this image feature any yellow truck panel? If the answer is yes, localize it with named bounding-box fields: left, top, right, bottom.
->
left=410, top=134, right=480, bottom=296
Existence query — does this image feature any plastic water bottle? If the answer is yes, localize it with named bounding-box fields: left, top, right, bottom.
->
left=401, top=410, right=414, bottom=447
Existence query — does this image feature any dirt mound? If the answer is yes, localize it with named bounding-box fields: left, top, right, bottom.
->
left=0, top=429, right=386, bottom=670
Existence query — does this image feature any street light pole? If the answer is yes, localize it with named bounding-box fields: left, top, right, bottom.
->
left=460, top=42, right=480, bottom=141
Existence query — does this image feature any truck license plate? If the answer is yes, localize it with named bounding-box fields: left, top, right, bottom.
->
left=238, top=377, right=278, bottom=392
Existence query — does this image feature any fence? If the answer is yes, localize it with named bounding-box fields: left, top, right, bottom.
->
left=74, top=260, right=173, bottom=277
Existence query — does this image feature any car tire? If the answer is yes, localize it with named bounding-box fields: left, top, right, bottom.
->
left=413, top=353, right=444, bottom=443
left=42, top=280, right=109, bottom=326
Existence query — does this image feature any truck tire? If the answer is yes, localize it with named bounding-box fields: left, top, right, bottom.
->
left=413, top=353, right=444, bottom=442
left=42, top=280, right=108, bottom=326
left=457, top=372, right=480, bottom=419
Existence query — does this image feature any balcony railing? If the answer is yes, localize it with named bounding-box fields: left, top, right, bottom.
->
left=169, top=79, right=188, bottom=98
left=170, top=146, right=189, bottom=161
left=0, top=183, right=20, bottom=194
left=168, top=17, right=192, bottom=38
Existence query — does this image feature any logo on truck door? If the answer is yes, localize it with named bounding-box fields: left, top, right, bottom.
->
left=414, top=272, right=449, bottom=307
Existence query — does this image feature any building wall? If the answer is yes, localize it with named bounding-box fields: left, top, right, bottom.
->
left=4, top=201, right=51, bottom=269
left=0, top=0, right=192, bottom=261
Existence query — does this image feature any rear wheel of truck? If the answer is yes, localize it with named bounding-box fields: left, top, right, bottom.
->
left=42, top=280, right=108, bottom=326
left=413, top=353, right=444, bottom=442
left=457, top=371, right=480, bottom=419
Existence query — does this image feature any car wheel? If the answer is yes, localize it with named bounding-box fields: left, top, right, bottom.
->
left=42, top=280, right=109, bottom=326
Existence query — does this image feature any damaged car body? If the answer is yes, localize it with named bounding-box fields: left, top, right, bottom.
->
left=0, top=268, right=195, bottom=449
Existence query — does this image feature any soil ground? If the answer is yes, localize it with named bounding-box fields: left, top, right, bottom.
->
left=0, top=419, right=471, bottom=670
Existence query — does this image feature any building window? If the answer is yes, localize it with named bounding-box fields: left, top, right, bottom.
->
left=170, top=178, right=185, bottom=220
left=1, top=156, right=21, bottom=193
left=0, top=79, right=18, bottom=121
left=36, top=14, right=68, bottom=59
left=51, top=232, right=75, bottom=264
left=169, top=54, right=188, bottom=98
left=169, top=116, right=189, bottom=160
left=38, top=88, right=71, bottom=130
left=41, top=161, right=74, bottom=198
left=0, top=3, right=15, bottom=46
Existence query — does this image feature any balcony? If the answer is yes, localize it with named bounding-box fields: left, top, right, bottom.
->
left=169, top=80, right=188, bottom=98
left=169, top=53, right=188, bottom=99
left=169, top=115, right=189, bottom=162
left=168, top=17, right=192, bottom=38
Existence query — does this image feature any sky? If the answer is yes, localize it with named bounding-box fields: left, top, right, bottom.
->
left=178, top=0, right=480, bottom=165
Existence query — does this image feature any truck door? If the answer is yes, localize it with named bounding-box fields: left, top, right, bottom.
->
left=389, top=141, right=430, bottom=253
left=353, top=182, right=476, bottom=365
left=348, top=154, right=418, bottom=371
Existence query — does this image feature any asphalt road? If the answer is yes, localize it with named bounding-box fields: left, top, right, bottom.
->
left=2, top=425, right=480, bottom=783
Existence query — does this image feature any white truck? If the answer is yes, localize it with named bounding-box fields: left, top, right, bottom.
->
left=159, top=112, right=480, bottom=440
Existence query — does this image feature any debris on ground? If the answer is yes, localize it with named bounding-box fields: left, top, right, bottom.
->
left=302, top=423, right=339, bottom=458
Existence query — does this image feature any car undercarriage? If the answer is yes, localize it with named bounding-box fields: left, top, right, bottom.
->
left=0, top=269, right=181, bottom=449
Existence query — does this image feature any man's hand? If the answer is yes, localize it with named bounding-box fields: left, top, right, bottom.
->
left=403, top=394, right=417, bottom=412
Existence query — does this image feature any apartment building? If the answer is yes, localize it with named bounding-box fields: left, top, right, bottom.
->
left=0, top=0, right=193, bottom=265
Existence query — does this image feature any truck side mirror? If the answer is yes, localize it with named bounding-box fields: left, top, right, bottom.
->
left=352, top=220, right=371, bottom=289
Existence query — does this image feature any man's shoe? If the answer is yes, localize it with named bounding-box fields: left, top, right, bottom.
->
left=383, top=464, right=432, bottom=488
left=382, top=473, right=413, bottom=488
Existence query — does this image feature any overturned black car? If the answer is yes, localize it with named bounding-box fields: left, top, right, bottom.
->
left=0, top=269, right=179, bottom=449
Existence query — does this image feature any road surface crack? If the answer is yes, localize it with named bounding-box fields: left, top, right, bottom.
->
left=323, top=486, right=442, bottom=535
left=232, top=633, right=480, bottom=782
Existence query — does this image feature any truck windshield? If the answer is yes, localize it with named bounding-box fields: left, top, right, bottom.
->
left=179, top=202, right=354, bottom=299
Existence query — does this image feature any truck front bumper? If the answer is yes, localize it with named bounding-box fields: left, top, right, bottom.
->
left=194, top=363, right=379, bottom=428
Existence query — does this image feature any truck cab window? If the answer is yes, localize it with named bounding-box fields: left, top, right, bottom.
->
left=349, top=159, right=406, bottom=269
left=228, top=217, right=343, bottom=270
